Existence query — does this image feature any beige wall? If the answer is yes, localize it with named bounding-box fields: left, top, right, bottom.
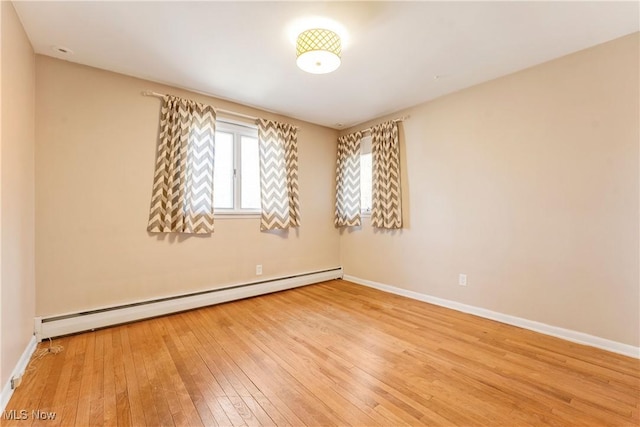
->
left=35, top=56, right=340, bottom=317
left=1, top=1, right=36, bottom=386
left=340, top=33, right=639, bottom=347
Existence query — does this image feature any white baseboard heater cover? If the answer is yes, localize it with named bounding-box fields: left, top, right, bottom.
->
left=35, top=267, right=343, bottom=341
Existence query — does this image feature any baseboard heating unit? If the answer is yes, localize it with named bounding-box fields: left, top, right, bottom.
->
left=34, top=267, right=343, bottom=341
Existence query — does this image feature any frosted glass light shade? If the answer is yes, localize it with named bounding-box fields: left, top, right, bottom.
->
left=296, top=28, right=341, bottom=74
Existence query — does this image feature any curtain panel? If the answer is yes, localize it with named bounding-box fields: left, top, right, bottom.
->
left=334, top=131, right=362, bottom=227
left=257, top=119, right=300, bottom=231
left=147, top=95, right=216, bottom=234
left=371, top=121, right=403, bottom=229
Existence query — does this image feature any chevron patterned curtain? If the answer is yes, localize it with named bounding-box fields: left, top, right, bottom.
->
left=334, top=132, right=362, bottom=227
left=371, top=121, right=403, bottom=229
left=147, top=95, right=216, bottom=234
left=258, top=119, right=300, bottom=231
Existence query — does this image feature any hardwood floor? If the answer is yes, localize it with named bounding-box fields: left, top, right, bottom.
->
left=4, top=280, right=639, bottom=426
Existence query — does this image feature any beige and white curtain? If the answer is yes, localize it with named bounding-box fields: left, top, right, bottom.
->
left=371, top=121, right=402, bottom=229
left=335, top=132, right=362, bottom=227
left=258, top=119, right=300, bottom=231
left=147, top=95, right=216, bottom=234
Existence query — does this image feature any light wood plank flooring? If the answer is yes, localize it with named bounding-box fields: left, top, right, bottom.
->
left=4, top=280, right=639, bottom=426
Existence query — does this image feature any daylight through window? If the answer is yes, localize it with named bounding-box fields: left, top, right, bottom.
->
left=361, top=135, right=373, bottom=213
left=214, top=121, right=261, bottom=213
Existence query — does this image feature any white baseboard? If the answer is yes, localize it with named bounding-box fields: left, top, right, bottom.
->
left=36, top=268, right=343, bottom=340
left=0, top=336, right=37, bottom=412
left=344, top=275, right=640, bottom=359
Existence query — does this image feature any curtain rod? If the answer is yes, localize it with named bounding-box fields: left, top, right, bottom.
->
left=142, top=90, right=260, bottom=122
left=359, top=115, right=410, bottom=134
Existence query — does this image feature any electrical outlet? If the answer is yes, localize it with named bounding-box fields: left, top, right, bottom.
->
left=459, top=274, right=467, bottom=286
left=256, top=264, right=263, bottom=276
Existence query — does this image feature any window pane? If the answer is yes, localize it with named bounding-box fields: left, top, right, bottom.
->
left=361, top=153, right=372, bottom=212
left=240, top=136, right=261, bottom=209
left=214, top=132, right=234, bottom=209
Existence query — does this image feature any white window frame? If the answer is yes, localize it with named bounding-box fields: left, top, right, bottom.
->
left=214, top=119, right=261, bottom=218
left=360, top=135, right=373, bottom=216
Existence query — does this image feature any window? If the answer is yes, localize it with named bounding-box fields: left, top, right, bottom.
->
left=214, top=121, right=261, bottom=213
left=360, top=135, right=373, bottom=213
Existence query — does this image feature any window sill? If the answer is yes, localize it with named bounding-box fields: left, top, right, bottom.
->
left=361, top=211, right=372, bottom=218
left=214, top=212, right=261, bottom=219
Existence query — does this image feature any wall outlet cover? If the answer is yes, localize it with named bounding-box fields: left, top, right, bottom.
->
left=459, top=274, right=467, bottom=286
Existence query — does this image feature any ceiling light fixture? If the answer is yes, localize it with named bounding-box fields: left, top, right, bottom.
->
left=296, top=28, right=341, bottom=74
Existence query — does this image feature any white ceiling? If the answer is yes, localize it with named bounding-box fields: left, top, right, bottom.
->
left=13, top=1, right=639, bottom=129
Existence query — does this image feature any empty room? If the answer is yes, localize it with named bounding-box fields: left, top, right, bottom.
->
left=1, top=1, right=639, bottom=426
